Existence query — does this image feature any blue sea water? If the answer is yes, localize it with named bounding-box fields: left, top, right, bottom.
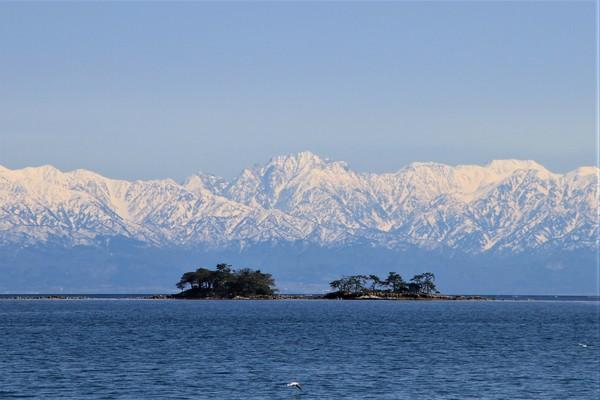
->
left=0, top=300, right=598, bottom=399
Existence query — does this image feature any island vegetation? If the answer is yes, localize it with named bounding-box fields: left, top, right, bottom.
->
left=325, top=272, right=441, bottom=299
left=173, top=263, right=277, bottom=299
left=171, top=264, right=486, bottom=301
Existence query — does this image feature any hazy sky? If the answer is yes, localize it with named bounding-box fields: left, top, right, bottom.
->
left=0, top=2, right=596, bottom=180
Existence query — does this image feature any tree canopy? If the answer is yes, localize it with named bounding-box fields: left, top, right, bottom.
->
left=175, top=263, right=276, bottom=298
left=327, top=271, right=439, bottom=298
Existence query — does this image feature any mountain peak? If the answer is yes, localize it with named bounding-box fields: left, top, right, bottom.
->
left=568, top=166, right=598, bottom=177
left=183, top=172, right=229, bottom=196
left=26, top=164, right=61, bottom=173
left=486, top=159, right=546, bottom=173
left=267, top=151, right=326, bottom=169
left=12, top=165, right=64, bottom=182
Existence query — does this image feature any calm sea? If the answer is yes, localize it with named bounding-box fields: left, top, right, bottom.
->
left=0, top=299, right=598, bottom=399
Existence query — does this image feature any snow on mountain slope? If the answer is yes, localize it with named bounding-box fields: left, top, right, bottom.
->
left=183, top=173, right=229, bottom=197
left=226, top=151, right=387, bottom=235
left=0, top=152, right=597, bottom=253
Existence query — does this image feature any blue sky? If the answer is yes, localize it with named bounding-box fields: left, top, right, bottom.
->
left=0, top=2, right=595, bottom=180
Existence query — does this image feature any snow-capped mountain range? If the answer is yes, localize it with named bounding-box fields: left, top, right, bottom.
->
left=1, top=151, right=597, bottom=253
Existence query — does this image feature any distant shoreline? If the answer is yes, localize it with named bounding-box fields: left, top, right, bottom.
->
left=1, top=294, right=599, bottom=301
left=167, top=293, right=490, bottom=301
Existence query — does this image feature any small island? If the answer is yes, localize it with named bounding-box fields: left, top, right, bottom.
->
left=172, top=263, right=277, bottom=299
left=327, top=272, right=439, bottom=299
left=171, top=264, right=486, bottom=300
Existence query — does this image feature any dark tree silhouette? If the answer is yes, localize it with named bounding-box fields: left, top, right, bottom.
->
left=417, top=272, right=438, bottom=294
left=385, top=272, right=407, bottom=293
left=327, top=271, right=440, bottom=298
left=368, top=274, right=383, bottom=293
left=176, top=264, right=277, bottom=298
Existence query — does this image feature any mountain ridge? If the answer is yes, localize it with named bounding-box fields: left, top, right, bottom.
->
left=1, top=151, right=597, bottom=254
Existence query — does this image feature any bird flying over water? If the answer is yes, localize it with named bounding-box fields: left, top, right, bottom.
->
left=287, top=382, right=302, bottom=391
left=577, top=343, right=589, bottom=348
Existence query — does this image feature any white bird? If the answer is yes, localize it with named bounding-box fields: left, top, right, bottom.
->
left=578, top=343, right=589, bottom=348
left=287, top=382, right=302, bottom=391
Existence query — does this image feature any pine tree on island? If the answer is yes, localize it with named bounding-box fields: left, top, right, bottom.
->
left=174, top=263, right=277, bottom=299
left=326, top=272, right=439, bottom=299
